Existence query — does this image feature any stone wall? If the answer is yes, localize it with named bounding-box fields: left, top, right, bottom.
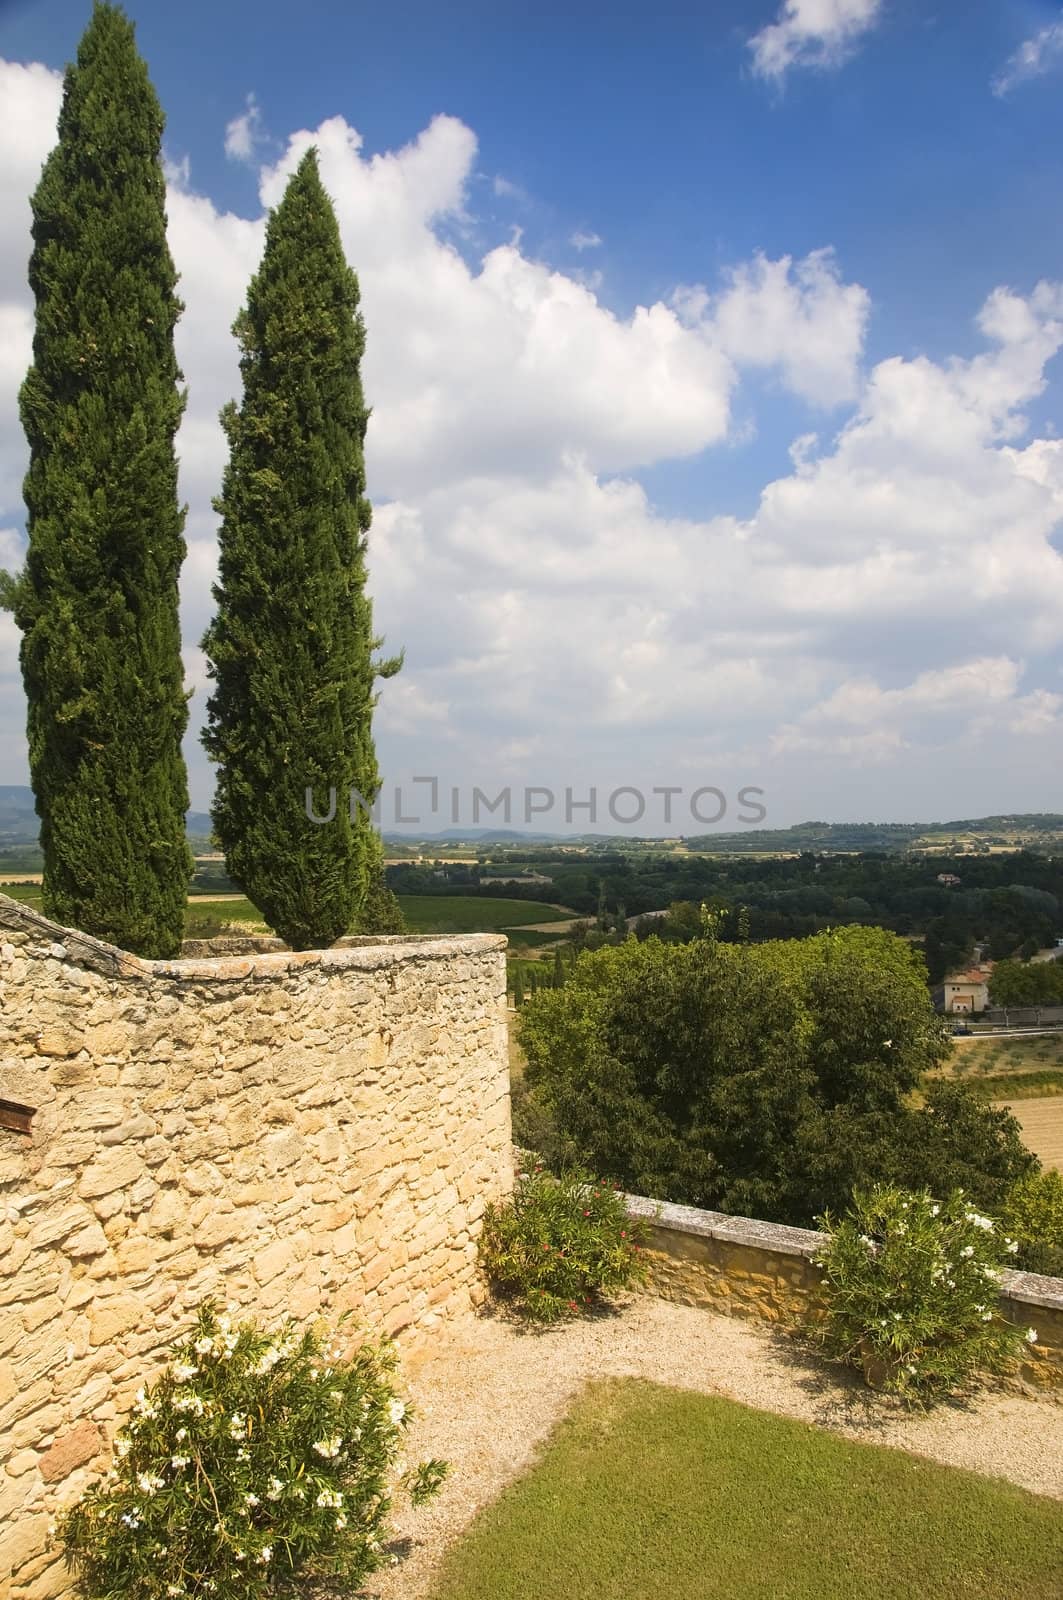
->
left=626, top=1194, right=1063, bottom=1398
left=0, top=895, right=512, bottom=1598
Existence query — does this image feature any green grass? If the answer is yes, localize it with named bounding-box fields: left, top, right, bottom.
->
left=2, top=885, right=566, bottom=942
left=394, top=895, right=569, bottom=933
left=965, top=1070, right=1063, bottom=1101
left=0, top=883, right=43, bottom=906
left=429, top=1380, right=1063, bottom=1600
left=184, top=897, right=270, bottom=935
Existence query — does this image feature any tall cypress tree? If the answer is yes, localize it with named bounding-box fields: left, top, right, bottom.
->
left=9, top=2, right=192, bottom=958
left=202, top=150, right=400, bottom=951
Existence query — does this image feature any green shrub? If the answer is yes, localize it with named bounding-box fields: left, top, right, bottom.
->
left=479, top=1164, right=651, bottom=1323
left=813, top=1185, right=1035, bottom=1406
left=998, top=1170, right=1063, bottom=1276
left=55, top=1301, right=446, bottom=1599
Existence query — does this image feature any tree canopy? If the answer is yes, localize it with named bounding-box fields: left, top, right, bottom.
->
left=519, top=926, right=1035, bottom=1225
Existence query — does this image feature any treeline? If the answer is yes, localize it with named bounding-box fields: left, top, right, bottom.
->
left=396, top=848, right=1063, bottom=983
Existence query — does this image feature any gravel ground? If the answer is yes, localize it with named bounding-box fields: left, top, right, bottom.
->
left=356, top=1295, right=1063, bottom=1600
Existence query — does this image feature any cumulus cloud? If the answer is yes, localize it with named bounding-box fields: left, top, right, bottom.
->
left=749, top=0, right=883, bottom=82
left=992, top=16, right=1063, bottom=97
left=676, top=248, right=870, bottom=407
left=1, top=55, right=1062, bottom=818
left=224, top=92, right=267, bottom=162
left=772, top=659, right=1063, bottom=759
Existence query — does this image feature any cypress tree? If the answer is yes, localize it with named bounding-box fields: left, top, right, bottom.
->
left=8, top=2, right=192, bottom=957
left=202, top=150, right=399, bottom=951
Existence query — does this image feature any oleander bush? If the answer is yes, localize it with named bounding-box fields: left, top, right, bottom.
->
left=997, top=1168, right=1063, bottom=1277
left=479, top=1161, right=650, bottom=1323
left=813, top=1185, right=1036, bottom=1406
left=55, top=1301, right=447, bottom=1599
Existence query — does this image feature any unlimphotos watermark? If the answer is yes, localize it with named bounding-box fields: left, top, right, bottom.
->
left=304, top=777, right=767, bottom=829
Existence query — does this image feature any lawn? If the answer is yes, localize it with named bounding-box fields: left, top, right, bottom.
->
left=429, top=1379, right=1063, bottom=1600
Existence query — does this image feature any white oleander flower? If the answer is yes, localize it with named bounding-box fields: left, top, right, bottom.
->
left=1006, top=1239, right=1019, bottom=1254
left=388, top=1398, right=406, bottom=1426
left=257, top=1546, right=273, bottom=1565
left=194, top=1336, right=214, bottom=1355
left=137, top=1473, right=165, bottom=1495
left=335, top=1512, right=348, bottom=1530
left=1026, top=1328, right=1038, bottom=1344
left=266, top=1476, right=284, bottom=1500
left=172, top=1362, right=199, bottom=1382
left=174, top=1427, right=188, bottom=1442
left=960, top=1246, right=974, bottom=1258
left=170, top=1455, right=190, bottom=1469
left=315, top=1487, right=344, bottom=1508
left=930, top=1204, right=940, bottom=1216
left=245, top=1493, right=259, bottom=1507
left=228, top=1412, right=247, bottom=1440
left=312, top=1435, right=343, bottom=1458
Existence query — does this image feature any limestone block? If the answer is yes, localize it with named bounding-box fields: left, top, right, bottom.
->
left=35, top=1029, right=81, bottom=1058
left=88, top=1295, right=143, bottom=1347
left=78, top=1149, right=146, bottom=1200
left=38, top=1420, right=102, bottom=1482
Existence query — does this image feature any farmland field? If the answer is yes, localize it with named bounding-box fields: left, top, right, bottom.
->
left=395, top=895, right=570, bottom=933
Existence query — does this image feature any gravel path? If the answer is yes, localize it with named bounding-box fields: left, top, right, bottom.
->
left=357, top=1296, right=1063, bottom=1599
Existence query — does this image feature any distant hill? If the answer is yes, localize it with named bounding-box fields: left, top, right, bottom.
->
left=1, top=784, right=1060, bottom=856
left=0, top=786, right=214, bottom=845
left=682, top=814, right=1063, bottom=854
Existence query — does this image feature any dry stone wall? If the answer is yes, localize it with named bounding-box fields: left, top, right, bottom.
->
left=0, top=895, right=512, bottom=1598
left=626, top=1194, right=1063, bottom=1398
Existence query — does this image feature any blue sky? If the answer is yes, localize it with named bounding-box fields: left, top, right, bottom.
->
left=1, top=0, right=1063, bottom=831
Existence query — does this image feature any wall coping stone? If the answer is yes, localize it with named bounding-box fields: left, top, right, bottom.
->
left=623, top=1192, right=1063, bottom=1312
left=0, top=891, right=506, bottom=981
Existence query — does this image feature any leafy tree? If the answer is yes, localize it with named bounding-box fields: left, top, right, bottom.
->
left=202, top=150, right=399, bottom=950
left=517, top=927, right=1027, bottom=1227
left=989, top=959, right=1063, bottom=1007
left=883, top=1081, right=1039, bottom=1209
left=5, top=2, right=191, bottom=956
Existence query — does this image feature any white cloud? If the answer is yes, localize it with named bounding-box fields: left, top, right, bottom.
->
left=749, top=0, right=883, bottom=82
left=2, top=59, right=1063, bottom=819
left=992, top=17, right=1063, bottom=97
left=224, top=92, right=266, bottom=162
left=570, top=229, right=602, bottom=251
left=677, top=248, right=870, bottom=407
left=772, top=658, right=1063, bottom=759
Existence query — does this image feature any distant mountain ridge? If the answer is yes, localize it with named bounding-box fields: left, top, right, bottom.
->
left=0, top=785, right=1060, bottom=853
left=0, top=786, right=213, bottom=845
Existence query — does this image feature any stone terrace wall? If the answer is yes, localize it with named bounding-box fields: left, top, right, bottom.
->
left=626, top=1194, right=1063, bottom=1399
left=0, top=895, right=512, bottom=1597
